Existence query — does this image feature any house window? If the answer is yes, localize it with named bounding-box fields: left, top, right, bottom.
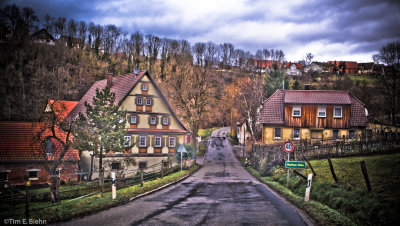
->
left=292, top=106, right=301, bottom=117
left=124, top=136, right=131, bottom=147
left=293, top=129, right=300, bottom=140
left=139, top=136, right=147, bottom=147
left=334, top=107, right=342, bottom=118
left=318, top=106, right=326, bottom=118
left=274, top=128, right=281, bottom=139
left=162, top=116, right=169, bottom=125
left=333, top=130, right=339, bottom=139
left=45, top=137, right=52, bottom=156
left=142, top=83, right=148, bottom=91
left=0, top=171, right=9, bottom=181
left=150, top=116, right=157, bottom=125
left=146, top=98, right=152, bottom=106
left=169, top=137, right=176, bottom=147
left=154, top=137, right=162, bottom=147
left=111, top=162, right=121, bottom=170
left=119, top=116, right=124, bottom=123
left=130, top=115, right=137, bottom=124
left=136, top=97, right=143, bottom=105
left=27, top=169, right=40, bottom=180
left=349, top=130, right=355, bottom=139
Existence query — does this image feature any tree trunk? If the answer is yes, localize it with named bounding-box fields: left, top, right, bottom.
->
left=49, top=169, right=60, bottom=203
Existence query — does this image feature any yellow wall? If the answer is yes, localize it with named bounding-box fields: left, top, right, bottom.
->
left=262, top=126, right=364, bottom=144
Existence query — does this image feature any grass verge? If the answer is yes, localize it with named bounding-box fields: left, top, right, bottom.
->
left=0, top=165, right=199, bottom=224
left=246, top=166, right=356, bottom=226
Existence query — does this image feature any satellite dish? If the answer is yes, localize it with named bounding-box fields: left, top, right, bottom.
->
left=133, top=67, right=140, bottom=75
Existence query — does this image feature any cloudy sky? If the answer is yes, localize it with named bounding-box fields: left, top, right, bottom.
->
left=4, top=0, right=400, bottom=62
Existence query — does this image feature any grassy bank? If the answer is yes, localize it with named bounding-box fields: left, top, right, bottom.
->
left=245, top=153, right=400, bottom=225
left=0, top=165, right=199, bottom=223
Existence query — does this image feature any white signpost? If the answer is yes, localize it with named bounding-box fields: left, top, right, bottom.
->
left=304, top=174, right=313, bottom=202
left=111, top=172, right=116, bottom=200
left=177, top=144, right=187, bottom=171
left=283, top=141, right=294, bottom=185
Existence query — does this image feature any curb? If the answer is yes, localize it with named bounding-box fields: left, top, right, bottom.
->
left=129, top=165, right=201, bottom=202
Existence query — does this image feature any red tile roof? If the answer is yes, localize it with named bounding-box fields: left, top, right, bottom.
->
left=260, top=90, right=285, bottom=125
left=64, top=71, right=145, bottom=123
left=46, top=100, right=78, bottom=121
left=328, top=61, right=358, bottom=69
left=349, top=93, right=368, bottom=127
left=0, top=121, right=79, bottom=162
left=284, top=62, right=303, bottom=70
left=284, top=90, right=351, bottom=105
left=250, top=59, right=281, bottom=69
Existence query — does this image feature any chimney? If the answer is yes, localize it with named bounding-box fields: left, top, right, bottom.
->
left=304, top=84, right=310, bottom=90
left=107, top=73, right=113, bottom=87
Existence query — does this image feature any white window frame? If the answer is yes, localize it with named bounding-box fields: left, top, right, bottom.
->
left=318, top=106, right=326, bottom=118
left=139, top=136, right=147, bottom=147
left=124, top=136, right=131, bottom=147
left=146, top=98, right=152, bottom=106
left=293, top=128, right=300, bottom=140
left=130, top=115, right=137, bottom=124
left=334, top=106, right=342, bottom=118
left=274, top=128, right=282, bottom=139
left=162, top=116, right=169, bottom=125
left=136, top=97, right=143, bottom=105
left=168, top=137, right=176, bottom=147
left=142, top=83, right=148, bottom=91
left=150, top=116, right=157, bottom=125
left=292, top=106, right=301, bottom=117
left=26, top=169, right=41, bottom=180
left=154, top=136, right=162, bottom=147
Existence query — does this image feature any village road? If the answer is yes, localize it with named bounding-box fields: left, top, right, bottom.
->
left=57, top=127, right=312, bottom=226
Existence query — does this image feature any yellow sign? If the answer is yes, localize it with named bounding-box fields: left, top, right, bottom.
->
left=26, top=181, right=31, bottom=186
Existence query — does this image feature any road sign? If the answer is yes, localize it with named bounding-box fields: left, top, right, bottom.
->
left=285, top=161, right=306, bottom=169
left=283, top=141, right=294, bottom=153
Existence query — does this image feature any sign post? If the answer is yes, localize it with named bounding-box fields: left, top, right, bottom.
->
left=283, top=141, right=294, bottom=185
left=111, top=172, right=116, bottom=200
left=177, top=144, right=187, bottom=171
left=304, top=174, right=313, bottom=202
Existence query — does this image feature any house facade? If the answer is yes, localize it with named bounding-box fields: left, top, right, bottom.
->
left=0, top=100, right=80, bottom=186
left=64, top=71, right=190, bottom=179
left=260, top=90, right=367, bottom=144
left=283, top=62, right=303, bottom=76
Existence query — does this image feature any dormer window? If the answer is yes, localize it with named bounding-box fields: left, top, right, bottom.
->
left=334, top=106, right=342, bottom=118
left=318, top=106, right=326, bottom=118
left=292, top=106, right=301, bottom=117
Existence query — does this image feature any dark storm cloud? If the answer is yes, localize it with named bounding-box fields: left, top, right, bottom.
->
left=3, top=0, right=400, bottom=61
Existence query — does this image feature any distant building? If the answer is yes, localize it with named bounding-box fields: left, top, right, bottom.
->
left=283, top=62, right=303, bottom=76
left=328, top=61, right=359, bottom=74
left=248, top=59, right=281, bottom=73
left=31, top=29, right=55, bottom=45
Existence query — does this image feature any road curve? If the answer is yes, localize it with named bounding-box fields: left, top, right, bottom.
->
left=57, top=127, right=312, bottom=226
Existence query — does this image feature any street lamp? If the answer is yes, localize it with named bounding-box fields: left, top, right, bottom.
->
left=177, top=144, right=187, bottom=171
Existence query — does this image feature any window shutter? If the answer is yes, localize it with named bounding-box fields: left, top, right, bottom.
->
left=136, top=136, right=139, bottom=147
left=150, top=98, right=154, bottom=106
left=156, top=116, right=159, bottom=124
left=151, top=136, right=154, bottom=147
left=148, top=116, right=151, bottom=125
left=167, top=116, right=170, bottom=125
left=137, top=115, right=140, bottom=124
left=162, top=137, right=165, bottom=147
left=146, top=135, right=150, bottom=147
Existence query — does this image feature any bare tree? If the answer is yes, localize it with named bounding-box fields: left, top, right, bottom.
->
left=78, top=21, right=87, bottom=48
left=373, top=40, right=400, bottom=124
left=304, top=52, right=314, bottom=66
left=54, top=17, right=66, bottom=39
left=193, top=42, right=206, bottom=66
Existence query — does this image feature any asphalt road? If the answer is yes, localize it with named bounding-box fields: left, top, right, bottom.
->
left=57, top=128, right=312, bottom=226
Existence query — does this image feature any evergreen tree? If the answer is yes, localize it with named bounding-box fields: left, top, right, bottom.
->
left=263, top=63, right=288, bottom=98
left=73, top=86, right=127, bottom=196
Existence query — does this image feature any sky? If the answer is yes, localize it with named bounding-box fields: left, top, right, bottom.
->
left=3, top=0, right=400, bottom=62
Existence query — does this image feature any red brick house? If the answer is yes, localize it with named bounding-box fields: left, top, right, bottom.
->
left=0, top=100, right=80, bottom=186
left=328, top=61, right=359, bottom=74
left=249, top=59, right=281, bottom=73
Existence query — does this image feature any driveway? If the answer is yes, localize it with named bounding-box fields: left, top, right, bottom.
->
left=57, top=127, right=312, bottom=226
